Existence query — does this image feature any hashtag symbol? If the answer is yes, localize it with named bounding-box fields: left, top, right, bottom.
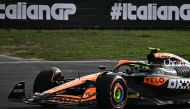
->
left=111, top=3, right=122, bottom=20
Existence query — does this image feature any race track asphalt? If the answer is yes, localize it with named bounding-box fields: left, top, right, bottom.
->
left=0, top=56, right=189, bottom=109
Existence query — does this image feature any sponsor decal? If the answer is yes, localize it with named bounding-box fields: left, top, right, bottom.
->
left=167, top=79, right=190, bottom=89
left=111, top=3, right=190, bottom=21
left=144, top=77, right=168, bottom=86
left=85, top=92, right=96, bottom=98
left=83, top=87, right=96, bottom=99
left=13, top=89, right=24, bottom=93
left=0, top=2, right=76, bottom=20
left=163, top=58, right=190, bottom=67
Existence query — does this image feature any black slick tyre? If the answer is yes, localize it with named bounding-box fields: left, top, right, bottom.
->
left=33, top=70, right=58, bottom=107
left=33, top=70, right=58, bottom=93
left=96, top=74, right=128, bottom=109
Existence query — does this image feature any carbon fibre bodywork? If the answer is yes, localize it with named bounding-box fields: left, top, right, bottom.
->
left=114, top=59, right=190, bottom=105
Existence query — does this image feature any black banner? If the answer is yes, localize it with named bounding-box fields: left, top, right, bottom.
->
left=0, top=0, right=190, bottom=28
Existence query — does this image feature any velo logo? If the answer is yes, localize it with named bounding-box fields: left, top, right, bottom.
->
left=144, top=77, right=169, bottom=86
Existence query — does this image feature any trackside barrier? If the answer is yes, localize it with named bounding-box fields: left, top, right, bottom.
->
left=0, top=0, right=190, bottom=28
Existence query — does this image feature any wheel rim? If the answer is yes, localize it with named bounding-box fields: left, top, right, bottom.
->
left=113, top=83, right=125, bottom=105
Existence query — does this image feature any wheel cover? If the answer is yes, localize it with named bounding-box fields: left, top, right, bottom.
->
left=113, top=83, right=125, bottom=105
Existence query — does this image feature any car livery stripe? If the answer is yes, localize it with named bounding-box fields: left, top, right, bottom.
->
left=43, top=73, right=100, bottom=94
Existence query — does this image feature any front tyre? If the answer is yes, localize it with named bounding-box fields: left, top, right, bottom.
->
left=33, top=70, right=58, bottom=107
left=96, top=74, right=128, bottom=109
left=33, top=70, right=58, bottom=93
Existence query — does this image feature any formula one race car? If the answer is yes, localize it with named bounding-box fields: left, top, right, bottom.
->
left=8, top=58, right=190, bottom=109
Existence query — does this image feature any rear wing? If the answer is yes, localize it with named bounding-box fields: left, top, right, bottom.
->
left=8, top=81, right=25, bottom=102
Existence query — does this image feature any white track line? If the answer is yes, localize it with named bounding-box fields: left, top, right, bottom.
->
left=0, top=60, right=118, bottom=64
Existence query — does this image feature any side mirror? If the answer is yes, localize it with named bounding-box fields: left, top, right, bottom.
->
left=98, top=65, right=106, bottom=71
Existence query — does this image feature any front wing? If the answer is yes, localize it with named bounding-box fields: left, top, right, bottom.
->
left=8, top=81, right=97, bottom=106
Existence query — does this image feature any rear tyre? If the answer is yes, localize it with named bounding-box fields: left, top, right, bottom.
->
left=33, top=70, right=58, bottom=107
left=96, top=74, right=128, bottom=109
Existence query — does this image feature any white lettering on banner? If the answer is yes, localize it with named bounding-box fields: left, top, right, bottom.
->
left=0, top=2, right=76, bottom=20
left=0, top=4, right=5, bottom=19
left=111, top=3, right=190, bottom=21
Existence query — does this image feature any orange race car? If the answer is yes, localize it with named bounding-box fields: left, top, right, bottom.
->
left=8, top=49, right=190, bottom=109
